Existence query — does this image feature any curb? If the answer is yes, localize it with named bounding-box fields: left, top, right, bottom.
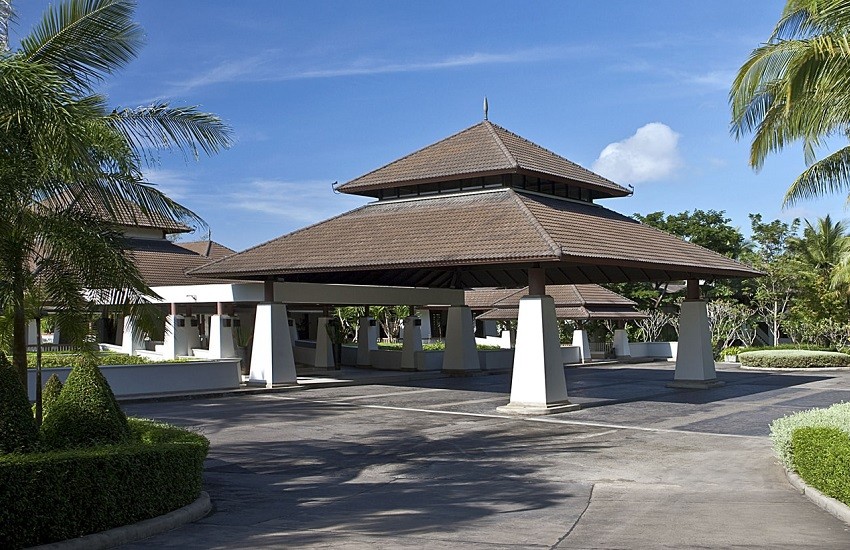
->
left=786, top=469, right=850, bottom=526
left=32, top=491, right=211, bottom=549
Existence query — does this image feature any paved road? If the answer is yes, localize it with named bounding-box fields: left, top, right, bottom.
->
left=123, top=362, right=850, bottom=549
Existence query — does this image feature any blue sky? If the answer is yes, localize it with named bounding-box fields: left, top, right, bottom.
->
left=10, top=1, right=844, bottom=251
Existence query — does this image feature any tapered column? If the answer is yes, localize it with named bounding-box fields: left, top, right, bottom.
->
left=442, top=306, right=480, bottom=372
left=417, top=308, right=432, bottom=340
left=315, top=317, right=335, bottom=369
left=209, top=313, right=236, bottom=358
left=249, top=303, right=297, bottom=387
left=613, top=329, right=631, bottom=358
left=357, top=317, right=379, bottom=366
left=186, top=316, right=201, bottom=354
left=26, top=320, right=38, bottom=346
left=572, top=329, right=591, bottom=362
left=669, top=280, right=724, bottom=388
left=401, top=316, right=423, bottom=370
left=162, top=314, right=188, bottom=359
left=121, top=316, right=145, bottom=356
left=498, top=295, right=579, bottom=415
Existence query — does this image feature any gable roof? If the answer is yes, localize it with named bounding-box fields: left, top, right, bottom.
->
left=189, top=187, right=761, bottom=286
left=336, top=121, right=631, bottom=198
left=127, top=239, right=236, bottom=287
left=467, top=284, right=645, bottom=321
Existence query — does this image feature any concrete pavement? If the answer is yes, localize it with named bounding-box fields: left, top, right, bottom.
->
left=121, top=362, right=850, bottom=548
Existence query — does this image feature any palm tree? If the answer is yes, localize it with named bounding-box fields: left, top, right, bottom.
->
left=730, top=0, right=850, bottom=205
left=798, top=215, right=850, bottom=273
left=0, top=0, right=232, bottom=387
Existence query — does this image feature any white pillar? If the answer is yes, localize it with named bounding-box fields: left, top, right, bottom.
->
left=289, top=319, right=299, bottom=342
left=401, top=316, right=423, bottom=370
left=121, top=316, right=145, bottom=356
left=498, top=295, right=579, bottom=415
left=249, top=303, right=297, bottom=387
left=162, top=314, right=188, bottom=359
left=613, top=329, right=631, bottom=358
left=442, top=306, right=480, bottom=372
left=572, top=329, right=591, bottom=363
left=315, top=317, right=335, bottom=369
left=209, top=314, right=236, bottom=359
left=26, top=320, right=38, bottom=346
left=186, top=316, right=201, bottom=355
left=357, top=317, right=379, bottom=366
left=482, top=320, right=499, bottom=337
left=669, top=300, right=724, bottom=388
left=417, top=308, right=432, bottom=340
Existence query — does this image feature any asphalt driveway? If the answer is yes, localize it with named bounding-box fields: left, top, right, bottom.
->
left=121, top=362, right=850, bottom=549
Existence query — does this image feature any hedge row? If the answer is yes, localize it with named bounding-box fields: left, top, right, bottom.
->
left=769, top=402, right=850, bottom=468
left=738, top=349, right=850, bottom=369
left=0, top=419, right=209, bottom=549
left=792, top=427, right=850, bottom=506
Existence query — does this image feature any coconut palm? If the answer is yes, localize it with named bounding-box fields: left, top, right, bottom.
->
left=798, top=215, right=850, bottom=272
left=0, top=0, right=232, bottom=387
left=730, top=0, right=850, bottom=205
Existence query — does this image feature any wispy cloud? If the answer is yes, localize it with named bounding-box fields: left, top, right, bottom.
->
left=160, top=46, right=587, bottom=97
left=226, top=179, right=370, bottom=224
left=140, top=168, right=197, bottom=201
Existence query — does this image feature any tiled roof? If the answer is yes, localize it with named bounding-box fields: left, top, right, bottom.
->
left=176, top=240, right=235, bottom=259
left=126, top=239, right=236, bottom=287
left=190, top=188, right=761, bottom=286
left=336, top=121, right=630, bottom=198
left=476, top=306, right=647, bottom=321
left=42, top=191, right=192, bottom=233
left=466, top=284, right=637, bottom=309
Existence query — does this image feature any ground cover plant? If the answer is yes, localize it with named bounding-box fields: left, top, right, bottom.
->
left=738, top=349, right=850, bottom=369
left=0, top=353, right=209, bottom=548
left=27, top=351, right=194, bottom=368
left=377, top=341, right=501, bottom=351
left=770, top=402, right=850, bottom=507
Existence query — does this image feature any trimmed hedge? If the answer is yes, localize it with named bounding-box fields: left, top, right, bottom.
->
left=40, top=358, right=130, bottom=449
left=41, top=373, right=63, bottom=420
left=0, top=353, right=38, bottom=453
left=792, top=427, right=850, bottom=506
left=769, top=402, right=850, bottom=467
left=739, top=349, right=850, bottom=369
left=0, top=418, right=209, bottom=549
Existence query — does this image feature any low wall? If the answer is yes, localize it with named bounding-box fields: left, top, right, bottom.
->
left=478, top=349, right=514, bottom=371
left=629, top=341, right=678, bottom=359
left=27, top=360, right=241, bottom=400
left=561, top=346, right=582, bottom=364
left=293, top=340, right=317, bottom=366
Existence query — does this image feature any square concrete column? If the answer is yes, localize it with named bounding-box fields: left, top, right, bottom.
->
left=315, top=317, right=335, bottom=369
left=442, top=306, right=480, bottom=373
left=357, top=317, right=379, bottom=366
left=417, top=308, right=432, bottom=340
left=669, top=299, right=724, bottom=388
left=121, top=316, right=145, bottom=356
left=498, top=295, right=579, bottom=415
left=497, top=296, right=579, bottom=415
left=162, top=314, right=188, bottom=359
left=401, top=316, right=423, bottom=370
left=482, top=320, right=500, bottom=337
left=249, top=303, right=297, bottom=387
left=209, top=314, right=236, bottom=358
left=572, top=329, right=591, bottom=363
left=613, top=329, right=631, bottom=358
left=186, top=316, right=201, bottom=355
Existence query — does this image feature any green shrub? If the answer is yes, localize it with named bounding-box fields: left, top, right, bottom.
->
left=30, top=352, right=151, bottom=369
left=792, top=427, right=850, bottom=506
left=739, top=344, right=831, bottom=353
left=719, top=346, right=742, bottom=358
left=41, top=374, right=63, bottom=420
left=0, top=353, right=38, bottom=454
left=739, top=349, right=850, bottom=368
left=40, top=357, right=129, bottom=449
left=0, top=418, right=209, bottom=548
left=769, top=402, right=850, bottom=467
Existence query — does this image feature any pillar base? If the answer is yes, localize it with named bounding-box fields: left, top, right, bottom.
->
left=497, top=400, right=581, bottom=416
left=245, top=380, right=302, bottom=389
left=667, top=379, right=726, bottom=389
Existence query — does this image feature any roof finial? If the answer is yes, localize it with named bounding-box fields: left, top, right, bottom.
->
left=483, top=96, right=489, bottom=121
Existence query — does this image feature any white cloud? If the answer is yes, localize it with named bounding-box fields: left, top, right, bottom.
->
left=140, top=168, right=197, bottom=201
left=592, top=123, right=682, bottom=185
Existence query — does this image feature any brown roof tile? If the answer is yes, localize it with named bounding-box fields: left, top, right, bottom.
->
left=337, top=121, right=630, bottom=198
left=126, top=238, right=237, bottom=287
left=476, top=306, right=647, bottom=321
left=467, top=284, right=637, bottom=309
left=190, top=188, right=761, bottom=286
left=176, top=240, right=235, bottom=260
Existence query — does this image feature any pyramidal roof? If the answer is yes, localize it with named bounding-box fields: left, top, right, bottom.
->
left=336, top=121, right=631, bottom=198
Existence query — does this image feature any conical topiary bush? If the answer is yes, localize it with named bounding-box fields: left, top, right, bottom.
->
left=41, top=356, right=130, bottom=449
left=41, top=373, right=63, bottom=420
left=0, top=352, right=38, bottom=453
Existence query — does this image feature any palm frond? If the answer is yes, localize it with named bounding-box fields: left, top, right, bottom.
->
left=784, top=145, right=850, bottom=205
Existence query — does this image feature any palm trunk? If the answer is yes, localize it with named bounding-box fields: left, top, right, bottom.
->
left=12, top=286, right=28, bottom=390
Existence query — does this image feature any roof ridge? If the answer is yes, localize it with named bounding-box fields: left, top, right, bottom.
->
left=483, top=120, right=518, bottom=168
left=506, top=189, right=564, bottom=259
left=338, top=122, right=489, bottom=191
left=570, top=285, right=587, bottom=306
left=489, top=122, right=629, bottom=193
left=492, top=286, right=528, bottom=306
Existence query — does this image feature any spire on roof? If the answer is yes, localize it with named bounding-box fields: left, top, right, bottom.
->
left=483, top=96, right=489, bottom=121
